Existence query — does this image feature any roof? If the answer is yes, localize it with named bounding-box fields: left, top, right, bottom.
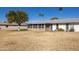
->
left=0, top=18, right=79, bottom=25
left=27, top=18, right=79, bottom=24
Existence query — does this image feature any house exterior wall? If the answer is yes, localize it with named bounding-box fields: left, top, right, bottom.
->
left=27, top=24, right=79, bottom=32
left=67, top=24, right=79, bottom=32
left=52, top=24, right=79, bottom=32
left=52, top=25, right=56, bottom=31
left=0, top=26, right=27, bottom=30
left=52, top=24, right=67, bottom=31
left=51, top=24, right=79, bottom=32
left=58, top=24, right=66, bottom=31
left=74, top=25, right=79, bottom=32
left=68, top=24, right=73, bottom=31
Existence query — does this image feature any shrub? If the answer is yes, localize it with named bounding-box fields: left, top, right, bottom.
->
left=56, top=28, right=65, bottom=32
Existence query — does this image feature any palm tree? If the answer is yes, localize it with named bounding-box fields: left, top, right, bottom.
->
left=6, top=11, right=28, bottom=31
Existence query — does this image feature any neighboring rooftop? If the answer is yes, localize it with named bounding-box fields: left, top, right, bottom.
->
left=0, top=22, right=27, bottom=26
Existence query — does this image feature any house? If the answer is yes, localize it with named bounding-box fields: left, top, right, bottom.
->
left=0, top=18, right=79, bottom=32
left=27, top=18, right=79, bottom=32
left=0, top=23, right=27, bottom=30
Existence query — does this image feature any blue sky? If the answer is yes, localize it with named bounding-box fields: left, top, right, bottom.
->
left=0, top=7, right=79, bottom=22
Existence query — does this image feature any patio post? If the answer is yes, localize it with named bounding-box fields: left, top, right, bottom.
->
left=32, top=24, right=33, bottom=30
left=44, top=24, right=46, bottom=31
left=37, top=24, right=39, bottom=30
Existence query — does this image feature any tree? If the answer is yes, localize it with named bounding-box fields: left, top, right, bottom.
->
left=6, top=11, right=28, bottom=31
left=6, top=11, right=16, bottom=23
left=50, top=17, right=59, bottom=20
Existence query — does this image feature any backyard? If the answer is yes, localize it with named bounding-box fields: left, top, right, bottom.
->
left=0, top=30, right=79, bottom=51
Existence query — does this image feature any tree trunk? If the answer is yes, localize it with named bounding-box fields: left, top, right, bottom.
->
left=18, top=25, right=20, bottom=31
left=18, top=24, right=21, bottom=31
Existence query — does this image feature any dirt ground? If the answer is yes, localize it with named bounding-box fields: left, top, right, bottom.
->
left=0, top=30, right=79, bottom=51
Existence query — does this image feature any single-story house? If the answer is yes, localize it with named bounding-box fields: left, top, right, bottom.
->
left=27, top=18, right=79, bottom=32
left=0, top=18, right=79, bottom=32
left=0, top=23, right=27, bottom=30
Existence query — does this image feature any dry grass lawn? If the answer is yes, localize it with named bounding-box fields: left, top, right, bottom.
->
left=0, top=30, right=79, bottom=51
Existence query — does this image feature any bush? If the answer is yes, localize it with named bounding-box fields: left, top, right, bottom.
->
left=56, top=28, right=65, bottom=32
left=20, top=29, right=27, bottom=31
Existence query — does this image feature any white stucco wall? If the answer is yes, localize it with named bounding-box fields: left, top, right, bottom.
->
left=74, top=25, right=79, bottom=32
left=68, top=25, right=73, bottom=31
left=52, top=25, right=56, bottom=31
left=58, top=24, right=66, bottom=31
left=68, top=24, right=79, bottom=32
left=52, top=24, right=66, bottom=31
left=52, top=24, right=79, bottom=32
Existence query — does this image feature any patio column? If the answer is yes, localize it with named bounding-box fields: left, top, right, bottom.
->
left=44, top=24, right=46, bottom=31
left=27, top=24, right=28, bottom=29
left=32, top=24, right=33, bottom=30
left=40, top=24, right=42, bottom=29
left=37, top=24, right=39, bottom=30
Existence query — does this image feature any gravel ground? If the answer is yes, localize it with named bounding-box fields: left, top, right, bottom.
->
left=0, top=31, right=79, bottom=51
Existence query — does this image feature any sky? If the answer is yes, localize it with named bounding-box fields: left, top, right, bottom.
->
left=0, top=7, right=79, bottom=22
